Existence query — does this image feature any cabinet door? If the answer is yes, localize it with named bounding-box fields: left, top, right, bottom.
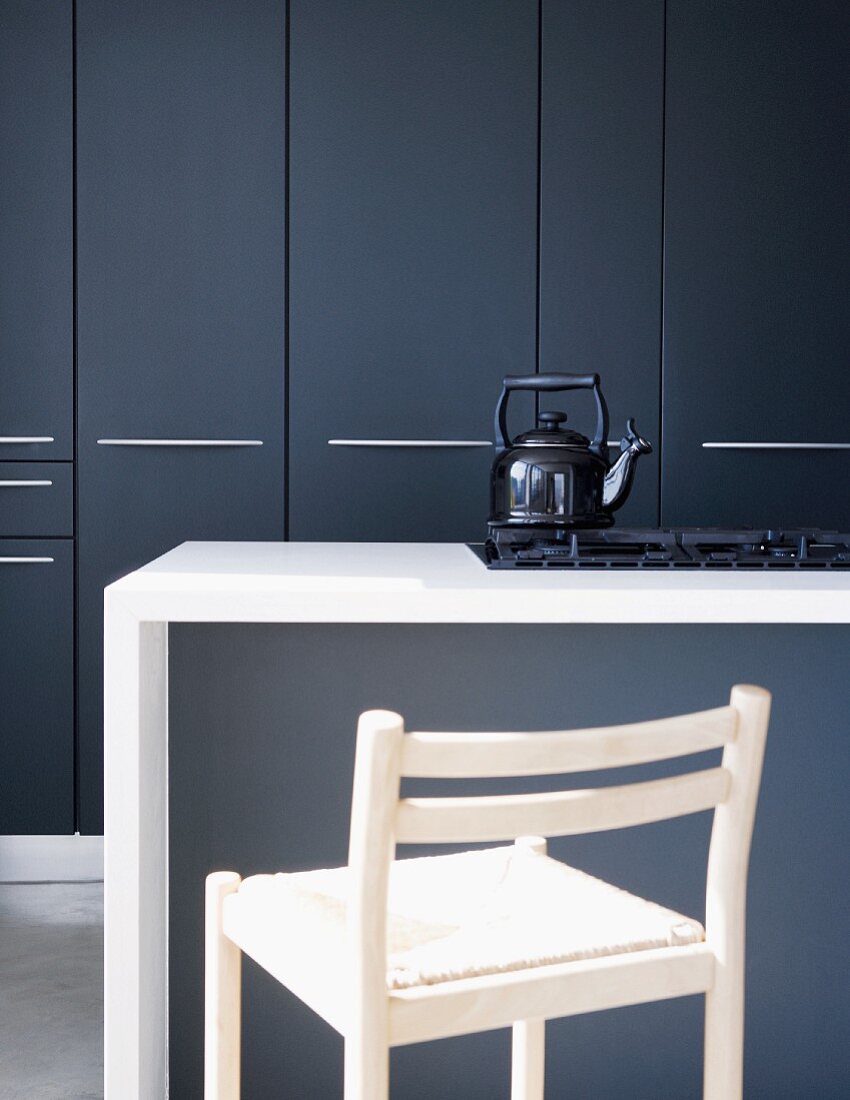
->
left=539, top=0, right=664, bottom=527
left=289, top=0, right=538, bottom=542
left=0, top=541, right=73, bottom=833
left=662, top=0, right=850, bottom=528
left=77, top=0, right=286, bottom=833
left=0, top=0, right=73, bottom=461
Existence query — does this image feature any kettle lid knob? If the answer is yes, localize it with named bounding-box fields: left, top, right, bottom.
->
left=537, top=410, right=568, bottom=431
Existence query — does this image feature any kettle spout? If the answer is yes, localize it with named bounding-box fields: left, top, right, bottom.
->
left=602, top=419, right=652, bottom=512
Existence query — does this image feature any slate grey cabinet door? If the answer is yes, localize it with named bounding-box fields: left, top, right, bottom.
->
left=289, top=0, right=538, bottom=542
left=0, top=0, right=73, bottom=461
left=76, top=0, right=286, bottom=833
left=539, top=0, right=664, bottom=527
left=662, top=0, right=850, bottom=529
left=0, top=541, right=73, bottom=833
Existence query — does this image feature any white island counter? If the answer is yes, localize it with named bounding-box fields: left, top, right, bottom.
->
left=104, top=541, right=850, bottom=1098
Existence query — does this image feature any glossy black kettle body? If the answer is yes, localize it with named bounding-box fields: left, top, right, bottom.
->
left=489, top=373, right=651, bottom=531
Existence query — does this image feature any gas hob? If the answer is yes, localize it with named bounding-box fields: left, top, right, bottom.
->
left=471, top=528, right=850, bottom=570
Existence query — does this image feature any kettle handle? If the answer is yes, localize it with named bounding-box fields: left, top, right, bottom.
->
left=495, top=373, right=610, bottom=455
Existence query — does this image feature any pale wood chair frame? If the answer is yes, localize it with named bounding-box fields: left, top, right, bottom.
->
left=205, top=683, right=770, bottom=1099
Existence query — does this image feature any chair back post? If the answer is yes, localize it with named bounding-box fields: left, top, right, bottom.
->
left=705, top=685, right=770, bottom=949
left=346, top=710, right=405, bottom=1083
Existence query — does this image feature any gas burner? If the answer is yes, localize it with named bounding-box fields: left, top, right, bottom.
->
left=469, top=529, right=850, bottom=570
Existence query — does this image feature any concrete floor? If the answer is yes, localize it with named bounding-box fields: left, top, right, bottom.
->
left=0, top=883, right=103, bottom=1099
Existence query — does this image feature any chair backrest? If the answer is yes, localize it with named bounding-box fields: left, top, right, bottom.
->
left=345, top=684, right=770, bottom=1015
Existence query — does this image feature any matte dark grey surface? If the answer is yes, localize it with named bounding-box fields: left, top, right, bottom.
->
left=0, top=541, right=73, bottom=834
left=170, top=623, right=850, bottom=1097
left=76, top=0, right=287, bottom=832
left=662, top=0, right=850, bottom=528
left=0, top=0, right=73, bottom=461
left=288, top=0, right=538, bottom=542
left=539, top=0, right=664, bottom=527
left=0, top=463, right=73, bottom=537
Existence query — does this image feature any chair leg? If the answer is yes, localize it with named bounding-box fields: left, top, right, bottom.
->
left=344, top=1037, right=389, bottom=1100
left=205, top=871, right=242, bottom=1100
left=511, top=1019, right=545, bottom=1100
left=703, top=964, right=744, bottom=1100
left=510, top=838, right=547, bottom=1099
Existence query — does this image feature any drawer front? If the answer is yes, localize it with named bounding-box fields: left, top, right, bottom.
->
left=0, top=539, right=74, bottom=833
left=0, top=463, right=73, bottom=536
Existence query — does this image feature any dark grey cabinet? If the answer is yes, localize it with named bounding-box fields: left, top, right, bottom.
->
left=0, top=0, right=73, bottom=461
left=662, top=0, right=850, bottom=528
left=288, top=0, right=538, bottom=542
left=0, top=541, right=73, bottom=834
left=5, top=0, right=846, bottom=840
left=76, top=0, right=287, bottom=832
left=539, top=0, right=665, bottom=527
left=1, top=1, right=74, bottom=837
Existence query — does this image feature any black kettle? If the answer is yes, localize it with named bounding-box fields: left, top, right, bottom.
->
left=489, top=373, right=651, bottom=531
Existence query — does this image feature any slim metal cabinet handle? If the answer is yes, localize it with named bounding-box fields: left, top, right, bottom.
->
left=327, top=438, right=493, bottom=447
left=0, top=436, right=54, bottom=444
left=96, top=438, right=263, bottom=446
left=702, top=442, right=850, bottom=450
left=328, top=438, right=627, bottom=449
left=0, top=556, right=54, bottom=563
left=0, top=480, right=53, bottom=487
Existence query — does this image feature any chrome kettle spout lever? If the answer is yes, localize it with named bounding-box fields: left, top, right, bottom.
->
left=602, top=419, right=652, bottom=512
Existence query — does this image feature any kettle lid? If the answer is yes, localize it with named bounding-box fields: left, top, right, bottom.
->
left=514, top=410, right=590, bottom=447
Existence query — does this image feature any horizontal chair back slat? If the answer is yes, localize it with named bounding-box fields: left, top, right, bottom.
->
left=400, top=706, right=736, bottom=779
left=395, top=766, right=732, bottom=845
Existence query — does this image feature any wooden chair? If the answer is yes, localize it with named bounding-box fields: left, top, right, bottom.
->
left=205, top=683, right=770, bottom=1099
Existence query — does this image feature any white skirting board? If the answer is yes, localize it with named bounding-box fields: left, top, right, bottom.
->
left=0, top=834, right=104, bottom=882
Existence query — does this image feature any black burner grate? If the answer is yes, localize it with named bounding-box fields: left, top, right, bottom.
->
left=470, top=529, right=850, bottom=570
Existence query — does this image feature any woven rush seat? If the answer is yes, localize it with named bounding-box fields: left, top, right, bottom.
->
left=227, top=843, right=704, bottom=992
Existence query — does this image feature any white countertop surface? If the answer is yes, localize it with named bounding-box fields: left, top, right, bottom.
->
left=106, top=541, right=850, bottom=623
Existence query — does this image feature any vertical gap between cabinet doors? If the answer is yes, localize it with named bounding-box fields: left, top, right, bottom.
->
left=283, top=0, right=291, bottom=539
left=534, top=0, right=543, bottom=425
left=657, top=0, right=668, bottom=526
left=72, top=0, right=80, bottom=833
